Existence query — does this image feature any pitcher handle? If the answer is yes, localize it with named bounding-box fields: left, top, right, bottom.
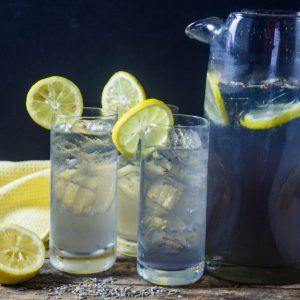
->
left=185, top=17, right=224, bottom=44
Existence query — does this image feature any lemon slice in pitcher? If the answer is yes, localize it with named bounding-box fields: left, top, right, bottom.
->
left=0, top=224, right=45, bottom=285
left=204, top=72, right=230, bottom=125
left=240, top=102, right=300, bottom=129
left=112, top=99, right=173, bottom=159
left=26, top=76, right=83, bottom=129
left=101, top=71, right=146, bottom=116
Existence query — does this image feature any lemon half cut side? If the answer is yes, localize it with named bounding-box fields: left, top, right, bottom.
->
left=0, top=223, right=45, bottom=285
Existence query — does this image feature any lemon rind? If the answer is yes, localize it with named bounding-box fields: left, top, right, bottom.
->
left=26, top=76, right=83, bottom=130
left=101, top=71, right=146, bottom=112
left=205, top=72, right=230, bottom=125
left=0, top=223, right=45, bottom=284
left=112, top=99, right=173, bottom=159
left=241, top=103, right=300, bottom=129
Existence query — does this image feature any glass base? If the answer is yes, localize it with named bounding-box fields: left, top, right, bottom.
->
left=207, top=260, right=300, bottom=284
left=117, top=237, right=137, bottom=257
left=50, top=246, right=116, bottom=274
left=137, top=260, right=204, bottom=286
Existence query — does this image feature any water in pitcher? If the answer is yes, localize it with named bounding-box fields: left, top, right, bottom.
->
left=206, top=77, right=300, bottom=282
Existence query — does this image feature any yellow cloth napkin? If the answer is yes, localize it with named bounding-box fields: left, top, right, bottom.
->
left=0, top=161, right=50, bottom=241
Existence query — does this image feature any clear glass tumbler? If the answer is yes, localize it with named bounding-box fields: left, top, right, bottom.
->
left=137, top=114, right=209, bottom=286
left=117, top=103, right=179, bottom=257
left=50, top=108, right=118, bottom=274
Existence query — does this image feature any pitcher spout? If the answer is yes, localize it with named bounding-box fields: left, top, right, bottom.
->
left=185, top=17, right=224, bottom=44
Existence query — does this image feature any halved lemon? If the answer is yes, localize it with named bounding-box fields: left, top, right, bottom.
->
left=112, top=99, right=173, bottom=159
left=204, top=72, right=229, bottom=125
left=240, top=102, right=300, bottom=129
left=101, top=71, right=146, bottom=116
left=26, top=76, right=83, bottom=129
left=0, top=223, right=45, bottom=285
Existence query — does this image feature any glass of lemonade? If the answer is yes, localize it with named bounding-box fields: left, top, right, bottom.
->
left=50, top=108, right=118, bottom=274
left=117, top=103, right=180, bottom=257
left=137, top=114, right=209, bottom=286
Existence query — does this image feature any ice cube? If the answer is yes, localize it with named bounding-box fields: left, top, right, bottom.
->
left=66, top=156, right=80, bottom=169
left=169, top=128, right=207, bottom=165
left=140, top=216, right=168, bottom=248
left=87, top=119, right=114, bottom=133
left=140, top=216, right=194, bottom=253
left=62, top=182, right=80, bottom=208
left=70, top=119, right=89, bottom=134
left=52, top=136, right=78, bottom=154
left=170, top=156, right=208, bottom=185
left=144, top=151, right=172, bottom=176
left=145, top=177, right=184, bottom=211
left=118, top=164, right=139, bottom=199
left=171, top=127, right=202, bottom=149
left=72, top=119, right=114, bottom=136
left=55, top=162, right=116, bottom=215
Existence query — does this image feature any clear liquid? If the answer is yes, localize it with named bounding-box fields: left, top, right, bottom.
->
left=50, top=127, right=118, bottom=273
left=117, top=156, right=140, bottom=242
left=138, top=143, right=208, bottom=271
left=206, top=80, right=300, bottom=283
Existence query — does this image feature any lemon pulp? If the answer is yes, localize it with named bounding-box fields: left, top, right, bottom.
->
left=101, top=71, right=146, bottom=116
left=26, top=76, right=83, bottom=129
left=0, top=224, right=45, bottom=285
left=240, top=102, right=300, bottom=129
left=112, top=99, right=174, bottom=159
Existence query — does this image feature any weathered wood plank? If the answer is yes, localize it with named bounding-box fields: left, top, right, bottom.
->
left=1, top=257, right=300, bottom=299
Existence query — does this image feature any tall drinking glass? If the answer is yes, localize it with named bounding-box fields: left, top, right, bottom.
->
left=137, top=114, right=209, bottom=286
left=117, top=103, right=180, bottom=257
left=50, top=108, right=118, bottom=274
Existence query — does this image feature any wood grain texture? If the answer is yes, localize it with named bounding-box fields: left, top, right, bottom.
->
left=1, top=256, right=300, bottom=299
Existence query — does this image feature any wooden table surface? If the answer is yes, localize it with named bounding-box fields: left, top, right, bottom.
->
left=2, top=254, right=300, bottom=300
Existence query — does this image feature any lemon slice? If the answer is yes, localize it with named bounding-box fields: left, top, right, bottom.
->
left=204, top=72, right=229, bottom=125
left=112, top=99, right=173, bottom=159
left=26, top=76, right=83, bottom=129
left=0, top=223, right=45, bottom=285
left=101, top=71, right=146, bottom=116
left=240, top=102, right=300, bottom=129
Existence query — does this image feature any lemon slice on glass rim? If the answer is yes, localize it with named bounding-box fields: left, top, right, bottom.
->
left=240, top=102, right=300, bottom=129
left=112, top=99, right=174, bottom=159
left=204, top=72, right=230, bottom=125
left=0, top=223, right=45, bottom=285
left=101, top=71, right=146, bottom=116
left=26, top=76, right=83, bottom=129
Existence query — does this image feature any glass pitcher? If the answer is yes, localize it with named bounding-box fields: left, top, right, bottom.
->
left=186, top=10, right=300, bottom=284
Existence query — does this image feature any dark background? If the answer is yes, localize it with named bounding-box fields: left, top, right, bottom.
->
left=1, top=0, right=299, bottom=160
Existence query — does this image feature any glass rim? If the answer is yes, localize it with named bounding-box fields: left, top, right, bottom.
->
left=233, top=9, right=300, bottom=18
left=144, top=113, right=209, bottom=129
left=54, top=107, right=117, bottom=120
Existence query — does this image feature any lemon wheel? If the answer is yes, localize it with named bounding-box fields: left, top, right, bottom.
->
left=240, top=102, right=300, bottom=129
left=26, top=76, right=83, bottom=129
left=204, top=72, right=229, bottom=125
left=112, top=99, right=173, bottom=159
left=101, top=71, right=146, bottom=116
